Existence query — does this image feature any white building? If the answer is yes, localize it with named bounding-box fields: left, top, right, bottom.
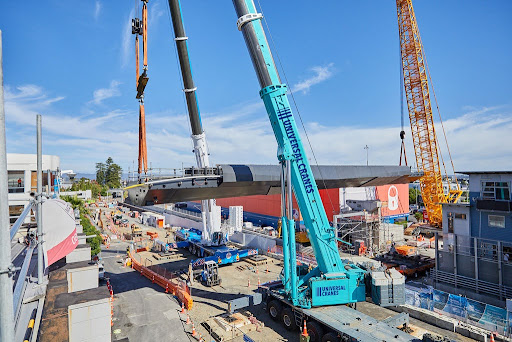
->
left=7, top=153, right=60, bottom=223
left=60, top=190, right=92, bottom=201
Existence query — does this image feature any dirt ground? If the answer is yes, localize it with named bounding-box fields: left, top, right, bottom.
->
left=97, top=206, right=475, bottom=342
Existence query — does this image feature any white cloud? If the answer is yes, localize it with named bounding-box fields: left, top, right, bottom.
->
left=121, top=8, right=135, bottom=68
left=5, top=83, right=511, bottom=174
left=292, top=63, right=335, bottom=94
left=90, top=80, right=121, bottom=105
left=94, top=1, right=102, bottom=20
left=149, top=1, right=164, bottom=31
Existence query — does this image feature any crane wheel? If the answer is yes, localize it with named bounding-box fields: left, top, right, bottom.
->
left=306, top=321, right=324, bottom=342
left=267, top=300, right=281, bottom=321
left=322, top=332, right=340, bottom=342
left=281, top=307, right=295, bottom=331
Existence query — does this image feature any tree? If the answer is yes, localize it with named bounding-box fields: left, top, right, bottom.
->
left=409, top=188, right=421, bottom=205
left=96, top=162, right=106, bottom=185
left=61, top=196, right=101, bottom=256
left=96, top=157, right=122, bottom=189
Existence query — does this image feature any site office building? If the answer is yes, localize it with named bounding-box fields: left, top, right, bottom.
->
left=7, top=153, right=60, bottom=223
left=442, top=171, right=512, bottom=244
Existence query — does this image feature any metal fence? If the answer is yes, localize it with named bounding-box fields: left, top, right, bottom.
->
left=405, top=285, right=511, bottom=336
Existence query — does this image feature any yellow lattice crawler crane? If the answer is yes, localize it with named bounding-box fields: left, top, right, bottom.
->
left=396, top=0, right=462, bottom=227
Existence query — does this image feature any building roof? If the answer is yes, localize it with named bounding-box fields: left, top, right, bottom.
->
left=458, top=171, right=512, bottom=175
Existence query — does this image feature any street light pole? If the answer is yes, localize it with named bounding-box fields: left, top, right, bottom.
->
left=364, top=145, right=369, bottom=166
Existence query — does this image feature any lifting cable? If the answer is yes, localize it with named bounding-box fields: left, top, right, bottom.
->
left=398, top=24, right=408, bottom=166
left=133, top=0, right=149, bottom=177
left=256, top=0, right=337, bottom=218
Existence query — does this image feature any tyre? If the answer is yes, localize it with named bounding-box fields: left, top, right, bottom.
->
left=281, top=307, right=295, bottom=331
left=322, top=332, right=340, bottom=342
left=307, top=321, right=324, bottom=342
left=267, top=300, right=282, bottom=321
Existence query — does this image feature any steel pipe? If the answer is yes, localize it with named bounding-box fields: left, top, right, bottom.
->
left=0, top=29, right=15, bottom=342
left=10, top=202, right=34, bottom=241
left=36, top=115, right=43, bottom=284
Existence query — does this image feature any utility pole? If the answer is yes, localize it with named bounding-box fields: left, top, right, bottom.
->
left=36, top=115, right=44, bottom=284
left=364, top=145, right=369, bottom=166
left=0, top=29, right=15, bottom=342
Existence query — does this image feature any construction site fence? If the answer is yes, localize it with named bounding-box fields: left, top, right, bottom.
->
left=405, top=285, right=511, bottom=336
left=128, top=247, right=193, bottom=310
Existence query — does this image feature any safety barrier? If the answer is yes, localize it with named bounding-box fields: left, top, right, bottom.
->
left=405, top=285, right=511, bottom=337
left=128, top=249, right=193, bottom=310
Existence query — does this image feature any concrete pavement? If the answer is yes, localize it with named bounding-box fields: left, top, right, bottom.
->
left=102, top=242, right=191, bottom=342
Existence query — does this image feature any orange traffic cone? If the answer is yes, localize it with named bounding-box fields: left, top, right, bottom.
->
left=301, top=321, right=308, bottom=337
left=490, top=333, right=495, bottom=342
left=258, top=277, right=261, bottom=287
left=180, top=302, right=185, bottom=314
left=186, top=314, right=191, bottom=325
left=248, top=278, right=251, bottom=288
left=266, top=264, right=269, bottom=273
left=256, top=267, right=259, bottom=274
left=198, top=333, right=203, bottom=342
left=191, top=323, right=198, bottom=337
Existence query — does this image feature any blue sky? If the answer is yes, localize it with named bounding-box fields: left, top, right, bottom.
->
left=1, top=0, right=511, bottom=174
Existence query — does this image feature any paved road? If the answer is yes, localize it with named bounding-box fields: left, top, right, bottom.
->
left=102, top=242, right=191, bottom=342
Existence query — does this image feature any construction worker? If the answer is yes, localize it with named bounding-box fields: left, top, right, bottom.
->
left=17, top=177, right=22, bottom=187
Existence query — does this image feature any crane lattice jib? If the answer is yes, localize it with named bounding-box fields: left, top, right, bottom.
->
left=397, top=0, right=446, bottom=226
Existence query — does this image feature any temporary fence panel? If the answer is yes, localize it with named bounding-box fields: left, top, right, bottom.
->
left=405, top=286, right=510, bottom=336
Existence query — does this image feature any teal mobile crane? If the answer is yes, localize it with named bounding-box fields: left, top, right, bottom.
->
left=232, top=0, right=365, bottom=310
left=231, top=1, right=414, bottom=341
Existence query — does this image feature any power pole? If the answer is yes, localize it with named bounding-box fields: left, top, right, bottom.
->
left=0, top=29, right=15, bottom=342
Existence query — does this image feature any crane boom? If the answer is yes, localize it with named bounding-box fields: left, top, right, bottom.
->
left=232, top=0, right=365, bottom=308
left=396, top=0, right=461, bottom=226
left=168, top=0, right=221, bottom=244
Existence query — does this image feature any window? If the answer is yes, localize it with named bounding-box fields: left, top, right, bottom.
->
left=481, top=181, right=510, bottom=200
left=454, top=213, right=466, bottom=220
left=488, top=215, right=505, bottom=228
left=7, top=171, right=24, bottom=193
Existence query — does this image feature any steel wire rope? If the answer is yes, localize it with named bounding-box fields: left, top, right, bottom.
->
left=256, top=0, right=337, bottom=218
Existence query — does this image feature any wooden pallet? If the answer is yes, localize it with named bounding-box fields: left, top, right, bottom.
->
left=244, top=255, right=269, bottom=266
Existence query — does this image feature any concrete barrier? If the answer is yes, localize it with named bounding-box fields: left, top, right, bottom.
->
left=390, top=305, right=456, bottom=331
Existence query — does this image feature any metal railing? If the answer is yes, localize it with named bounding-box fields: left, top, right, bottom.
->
left=10, top=202, right=33, bottom=241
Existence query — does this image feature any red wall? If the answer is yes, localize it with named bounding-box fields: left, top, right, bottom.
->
left=215, top=188, right=340, bottom=222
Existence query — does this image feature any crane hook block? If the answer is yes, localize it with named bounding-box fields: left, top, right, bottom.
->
left=132, top=18, right=143, bottom=35
left=400, top=130, right=405, bottom=140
